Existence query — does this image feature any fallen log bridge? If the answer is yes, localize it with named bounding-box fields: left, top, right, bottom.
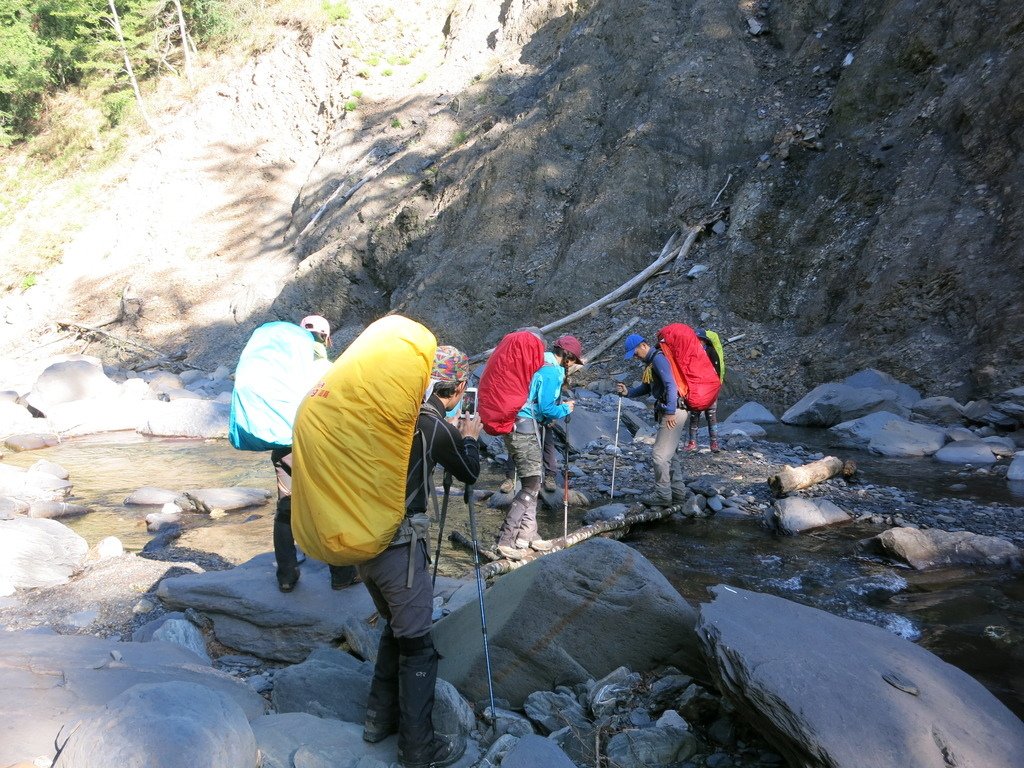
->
left=767, top=455, right=857, bottom=497
left=450, top=502, right=687, bottom=578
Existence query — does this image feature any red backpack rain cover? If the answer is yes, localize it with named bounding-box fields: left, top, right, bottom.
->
left=657, top=323, right=722, bottom=411
left=478, top=331, right=546, bottom=436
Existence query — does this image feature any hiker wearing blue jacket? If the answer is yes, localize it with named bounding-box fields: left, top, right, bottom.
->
left=496, top=338, right=582, bottom=558
left=616, top=333, right=689, bottom=507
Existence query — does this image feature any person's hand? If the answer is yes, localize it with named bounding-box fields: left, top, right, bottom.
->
left=615, top=383, right=627, bottom=396
left=458, top=412, right=482, bottom=439
left=565, top=400, right=575, bottom=414
left=664, top=413, right=677, bottom=429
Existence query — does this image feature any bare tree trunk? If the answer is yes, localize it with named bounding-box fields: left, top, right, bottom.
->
left=768, top=456, right=857, bottom=497
left=171, top=0, right=194, bottom=85
left=108, top=0, right=153, bottom=129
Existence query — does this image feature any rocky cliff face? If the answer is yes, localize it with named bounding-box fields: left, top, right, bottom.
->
left=279, top=0, right=1022, bottom=400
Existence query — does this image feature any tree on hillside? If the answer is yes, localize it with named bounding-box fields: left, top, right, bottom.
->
left=0, top=0, right=52, bottom=143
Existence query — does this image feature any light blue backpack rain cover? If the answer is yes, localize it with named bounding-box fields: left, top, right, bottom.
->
left=229, top=321, right=319, bottom=451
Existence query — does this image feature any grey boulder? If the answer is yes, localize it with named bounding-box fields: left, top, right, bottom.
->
left=137, top=399, right=230, bottom=438
left=932, top=439, right=997, bottom=464
left=765, top=497, right=850, bottom=534
left=910, top=396, right=965, bottom=425
left=124, top=486, right=180, bottom=506
left=435, top=538, right=702, bottom=708
left=251, top=712, right=403, bottom=768
left=782, top=382, right=907, bottom=427
left=0, top=631, right=266, bottom=766
left=25, top=358, right=119, bottom=414
left=52, top=681, right=256, bottom=768
left=271, top=647, right=372, bottom=723
left=864, top=527, right=1021, bottom=570
left=1008, top=453, right=1024, bottom=481
left=697, top=586, right=1024, bottom=768
left=723, top=401, right=777, bottom=423
left=501, top=734, right=577, bottom=768
left=843, top=368, right=921, bottom=406
left=605, top=725, right=698, bottom=767
left=175, top=487, right=272, bottom=513
left=565, top=407, right=623, bottom=452
left=0, top=518, right=88, bottom=588
left=716, top=421, right=766, bottom=438
left=830, top=412, right=946, bottom=456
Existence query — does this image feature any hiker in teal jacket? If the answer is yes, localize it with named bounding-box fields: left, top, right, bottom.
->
left=497, top=341, right=580, bottom=559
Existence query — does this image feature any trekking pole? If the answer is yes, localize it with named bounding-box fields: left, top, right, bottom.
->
left=562, top=414, right=571, bottom=540
left=431, top=471, right=453, bottom=588
left=610, top=397, right=622, bottom=499
left=466, top=483, right=497, bottom=721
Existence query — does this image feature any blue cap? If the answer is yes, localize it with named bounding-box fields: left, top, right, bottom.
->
left=623, top=333, right=645, bottom=360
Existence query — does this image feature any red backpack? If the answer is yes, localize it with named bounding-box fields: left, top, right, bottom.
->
left=657, top=323, right=722, bottom=411
left=478, top=331, right=546, bottom=436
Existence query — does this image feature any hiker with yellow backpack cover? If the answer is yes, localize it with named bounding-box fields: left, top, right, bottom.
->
left=290, top=317, right=480, bottom=768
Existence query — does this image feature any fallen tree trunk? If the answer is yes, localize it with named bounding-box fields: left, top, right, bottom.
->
left=449, top=530, right=499, bottom=561
left=768, top=456, right=856, bottom=497
left=56, top=321, right=166, bottom=357
left=456, top=502, right=684, bottom=578
left=469, top=227, right=701, bottom=363
left=581, top=316, right=640, bottom=368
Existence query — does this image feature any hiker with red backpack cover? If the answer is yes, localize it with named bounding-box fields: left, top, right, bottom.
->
left=617, top=324, right=721, bottom=506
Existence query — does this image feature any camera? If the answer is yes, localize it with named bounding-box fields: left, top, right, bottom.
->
left=461, top=386, right=478, bottom=415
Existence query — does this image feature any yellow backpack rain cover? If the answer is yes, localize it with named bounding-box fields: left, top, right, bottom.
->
left=291, top=315, right=436, bottom=566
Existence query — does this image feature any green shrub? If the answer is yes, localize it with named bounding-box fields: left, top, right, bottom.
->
left=321, top=0, right=350, bottom=22
left=101, top=90, right=135, bottom=127
left=391, top=117, right=401, bottom=128
left=344, top=100, right=357, bottom=111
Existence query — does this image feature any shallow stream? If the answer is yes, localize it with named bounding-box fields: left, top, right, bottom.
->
left=5, top=430, right=1023, bottom=719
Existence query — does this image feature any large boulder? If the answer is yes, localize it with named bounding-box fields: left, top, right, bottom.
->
left=174, top=487, right=272, bottom=513
left=910, top=396, right=965, bottom=425
left=564, top=407, right=622, bottom=452
left=723, top=401, right=777, bottom=424
left=25, top=358, right=119, bottom=414
left=864, top=528, right=1022, bottom=570
left=764, top=497, right=850, bottom=535
left=157, top=553, right=467, bottom=662
left=271, top=648, right=372, bottom=723
left=137, top=399, right=230, bottom=439
left=45, top=398, right=150, bottom=437
left=932, top=440, right=997, bottom=464
left=251, top=712, right=401, bottom=768
left=0, top=518, right=88, bottom=588
left=781, top=383, right=907, bottom=427
left=52, top=681, right=257, bottom=768
left=0, top=463, right=72, bottom=501
left=843, top=368, right=921, bottom=407
left=830, top=413, right=946, bottom=457
left=435, top=538, right=702, bottom=708
left=1008, top=452, right=1024, bottom=481
left=697, top=586, right=1024, bottom=768
left=0, top=632, right=266, bottom=766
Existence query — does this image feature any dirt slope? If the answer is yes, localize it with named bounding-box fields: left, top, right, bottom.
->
left=1, top=0, right=1021, bottom=404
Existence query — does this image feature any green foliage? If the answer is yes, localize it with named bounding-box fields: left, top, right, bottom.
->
left=343, top=99, right=356, bottom=111
left=390, top=117, right=400, bottom=128
left=351, top=88, right=362, bottom=98
left=452, top=129, right=467, bottom=145
left=101, top=89, right=134, bottom=126
left=0, top=0, right=52, bottom=142
left=20, top=272, right=36, bottom=289
left=321, top=0, right=348, bottom=22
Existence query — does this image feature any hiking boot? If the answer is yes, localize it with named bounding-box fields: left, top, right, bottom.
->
left=496, top=544, right=524, bottom=560
left=671, top=485, right=692, bottom=504
left=640, top=487, right=673, bottom=507
left=528, top=538, right=554, bottom=552
left=543, top=475, right=557, bottom=493
left=684, top=440, right=698, bottom=451
left=499, top=478, right=515, bottom=494
left=277, top=569, right=299, bottom=593
left=397, top=635, right=467, bottom=768
left=398, top=734, right=465, bottom=768
left=330, top=565, right=358, bottom=590
left=710, top=439, right=721, bottom=453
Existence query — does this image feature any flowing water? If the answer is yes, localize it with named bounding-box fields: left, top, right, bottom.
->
left=5, top=430, right=1023, bottom=719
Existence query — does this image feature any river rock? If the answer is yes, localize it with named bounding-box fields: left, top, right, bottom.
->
left=0, top=463, right=72, bottom=501
left=843, top=368, right=921, bottom=407
left=981, top=436, right=1017, bottom=457
left=25, top=358, right=119, bottom=414
left=932, top=440, right=997, bottom=464
left=434, top=678, right=477, bottom=738
left=717, top=421, right=766, bottom=438
left=435, top=538, right=703, bottom=708
left=145, top=372, right=185, bottom=395
left=52, top=681, right=257, bottom=768
left=147, top=503, right=183, bottom=532
left=583, top=502, right=629, bottom=524
left=765, top=497, right=850, bottom=534
left=45, top=398, right=149, bottom=436
left=697, top=586, right=1024, bottom=768
left=830, top=413, right=946, bottom=456
left=271, top=647, right=372, bottom=723
left=0, top=631, right=266, bottom=765
left=865, top=528, right=1022, bottom=570
left=0, top=518, right=88, bottom=588
left=137, top=399, right=230, bottom=439
left=124, top=486, right=180, bottom=506
left=781, top=383, right=907, bottom=427
left=28, top=500, right=90, bottom=519
left=0, top=401, right=39, bottom=438
left=723, top=401, right=777, bottom=423
left=1008, top=453, right=1024, bottom=481
left=605, top=724, right=698, bottom=767
left=523, top=690, right=590, bottom=734
left=4, top=432, right=60, bottom=451
left=501, top=734, right=577, bottom=768
left=174, top=487, right=272, bottom=513
left=251, top=712, right=398, bottom=768
left=565, top=408, right=622, bottom=452
left=152, top=618, right=212, bottom=664
left=95, top=536, right=124, bottom=559
left=910, top=396, right=965, bottom=425
left=0, top=495, right=30, bottom=518
left=158, top=553, right=466, bottom=662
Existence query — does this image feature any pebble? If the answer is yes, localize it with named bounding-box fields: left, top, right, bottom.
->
left=132, top=598, right=156, bottom=614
